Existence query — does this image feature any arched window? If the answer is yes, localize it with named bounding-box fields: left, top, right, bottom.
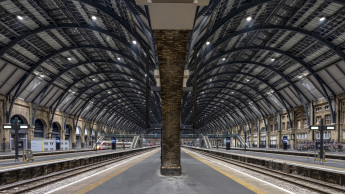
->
left=10, top=115, right=25, bottom=124
left=51, top=122, right=60, bottom=138
left=34, top=119, right=44, bottom=138
left=65, top=125, right=71, bottom=140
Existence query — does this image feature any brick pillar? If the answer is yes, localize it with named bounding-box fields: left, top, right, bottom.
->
left=156, top=30, right=189, bottom=176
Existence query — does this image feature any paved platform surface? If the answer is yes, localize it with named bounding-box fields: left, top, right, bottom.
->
left=0, top=148, right=93, bottom=155
left=87, top=151, right=254, bottom=194
left=228, top=147, right=345, bottom=155
left=0, top=148, right=128, bottom=169
left=211, top=148, right=345, bottom=170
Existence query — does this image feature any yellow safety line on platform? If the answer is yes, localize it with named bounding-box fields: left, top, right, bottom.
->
left=0, top=150, right=126, bottom=170
left=184, top=150, right=266, bottom=194
left=74, top=149, right=160, bottom=194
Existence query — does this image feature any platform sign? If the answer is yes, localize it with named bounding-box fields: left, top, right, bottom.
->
left=283, top=136, right=287, bottom=143
left=56, top=137, right=61, bottom=150
left=283, top=136, right=288, bottom=150
left=226, top=137, right=231, bottom=150
left=111, top=137, right=116, bottom=150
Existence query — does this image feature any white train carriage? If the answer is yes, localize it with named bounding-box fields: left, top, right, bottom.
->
left=95, top=141, right=132, bottom=150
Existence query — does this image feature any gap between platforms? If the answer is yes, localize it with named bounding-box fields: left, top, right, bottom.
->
left=182, top=148, right=295, bottom=194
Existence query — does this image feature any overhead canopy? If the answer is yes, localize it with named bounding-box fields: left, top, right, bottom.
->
left=0, top=0, right=161, bottom=133
left=1, top=0, right=345, bottom=134
left=181, top=0, right=345, bottom=133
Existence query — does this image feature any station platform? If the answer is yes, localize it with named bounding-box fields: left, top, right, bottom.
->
left=209, top=147, right=345, bottom=172
left=0, top=148, right=128, bottom=169
left=48, top=149, right=290, bottom=194
left=0, top=148, right=98, bottom=160
left=227, top=146, right=345, bottom=155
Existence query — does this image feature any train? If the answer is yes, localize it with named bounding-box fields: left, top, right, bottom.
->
left=95, top=139, right=158, bottom=150
left=95, top=141, right=132, bottom=150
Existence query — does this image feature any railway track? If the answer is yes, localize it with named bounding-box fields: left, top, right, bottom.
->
left=184, top=147, right=345, bottom=194
left=0, top=148, right=158, bottom=193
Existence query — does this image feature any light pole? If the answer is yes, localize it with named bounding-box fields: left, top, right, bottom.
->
left=3, top=117, right=29, bottom=162
left=310, top=118, right=335, bottom=161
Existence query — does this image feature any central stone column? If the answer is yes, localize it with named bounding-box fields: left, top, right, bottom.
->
left=156, top=30, right=189, bottom=176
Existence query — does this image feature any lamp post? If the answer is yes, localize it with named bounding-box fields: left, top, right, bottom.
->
left=309, top=119, right=335, bottom=161
left=3, top=117, right=29, bottom=162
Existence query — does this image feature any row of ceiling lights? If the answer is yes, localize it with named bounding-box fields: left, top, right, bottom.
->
left=204, top=15, right=327, bottom=46
left=16, top=15, right=145, bottom=122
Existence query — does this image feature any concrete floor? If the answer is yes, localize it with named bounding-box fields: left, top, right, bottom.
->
left=87, top=151, right=254, bottom=194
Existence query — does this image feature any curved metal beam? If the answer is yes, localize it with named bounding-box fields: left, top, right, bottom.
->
left=7, top=45, right=147, bottom=122
left=191, top=87, right=269, bottom=130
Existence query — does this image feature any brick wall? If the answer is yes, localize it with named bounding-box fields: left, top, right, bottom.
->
left=156, top=30, right=189, bottom=175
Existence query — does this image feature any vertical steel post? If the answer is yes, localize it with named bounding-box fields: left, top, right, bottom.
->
left=320, top=119, right=324, bottom=161
left=244, top=126, right=247, bottom=151
left=14, top=117, right=19, bottom=162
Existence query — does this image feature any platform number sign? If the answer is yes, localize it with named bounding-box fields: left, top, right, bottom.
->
left=111, top=137, right=116, bottom=143
left=226, top=137, right=231, bottom=150
left=56, top=137, right=60, bottom=143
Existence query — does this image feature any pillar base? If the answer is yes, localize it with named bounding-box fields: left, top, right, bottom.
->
left=81, top=143, right=85, bottom=148
left=160, top=166, right=181, bottom=176
left=72, top=143, right=76, bottom=149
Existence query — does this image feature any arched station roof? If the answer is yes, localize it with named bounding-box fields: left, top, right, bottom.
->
left=1, top=0, right=345, bottom=134
left=0, top=0, right=161, bottom=133
left=182, top=0, right=345, bottom=133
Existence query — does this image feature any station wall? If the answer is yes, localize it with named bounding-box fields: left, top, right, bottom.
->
left=215, top=94, right=345, bottom=149
left=0, top=94, right=124, bottom=152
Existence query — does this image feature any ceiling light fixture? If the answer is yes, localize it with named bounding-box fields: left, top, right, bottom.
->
left=117, top=57, right=121, bottom=60
left=246, top=16, right=252, bottom=21
left=91, top=16, right=97, bottom=20
left=132, top=40, right=137, bottom=44
left=222, top=58, right=226, bottom=61
left=17, top=15, right=23, bottom=20
left=320, top=17, right=326, bottom=21
left=67, top=57, right=72, bottom=61
left=271, top=58, right=275, bottom=62
left=206, top=41, right=210, bottom=45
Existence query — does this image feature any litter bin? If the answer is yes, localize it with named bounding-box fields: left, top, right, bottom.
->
left=23, top=149, right=34, bottom=162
